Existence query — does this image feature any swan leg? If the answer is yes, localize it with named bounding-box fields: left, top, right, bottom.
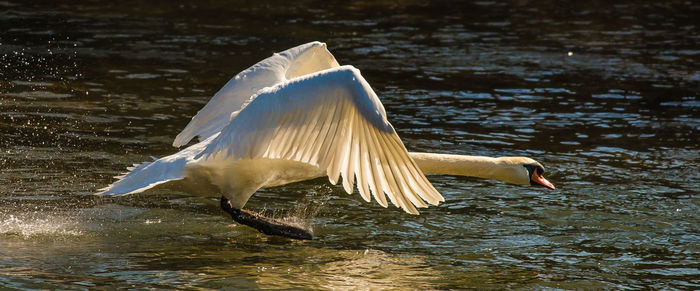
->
left=220, top=196, right=313, bottom=240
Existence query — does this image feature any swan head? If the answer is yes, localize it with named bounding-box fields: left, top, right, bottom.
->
left=497, top=157, right=555, bottom=189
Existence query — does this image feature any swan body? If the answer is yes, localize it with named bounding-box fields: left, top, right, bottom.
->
left=100, top=42, right=554, bottom=219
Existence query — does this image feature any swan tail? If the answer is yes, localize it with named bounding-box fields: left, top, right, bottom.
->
left=97, top=156, right=187, bottom=195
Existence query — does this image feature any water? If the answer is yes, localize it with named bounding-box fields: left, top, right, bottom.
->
left=1, top=0, right=698, bottom=289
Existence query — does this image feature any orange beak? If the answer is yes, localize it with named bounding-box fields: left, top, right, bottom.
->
left=531, top=171, right=555, bottom=189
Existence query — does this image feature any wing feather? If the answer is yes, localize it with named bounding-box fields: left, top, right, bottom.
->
left=298, top=105, right=326, bottom=162
left=363, top=122, right=390, bottom=208
left=304, top=102, right=334, bottom=165
left=369, top=127, right=405, bottom=211
left=274, top=112, right=302, bottom=159
left=381, top=133, right=428, bottom=209
left=319, top=98, right=349, bottom=182
left=198, top=65, right=443, bottom=214
left=340, top=105, right=357, bottom=194
left=345, top=113, right=361, bottom=195
left=299, top=103, right=327, bottom=163
left=355, top=118, right=373, bottom=203
left=388, top=133, right=444, bottom=204
left=316, top=97, right=346, bottom=170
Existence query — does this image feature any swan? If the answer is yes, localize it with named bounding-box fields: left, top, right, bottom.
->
left=99, top=41, right=555, bottom=239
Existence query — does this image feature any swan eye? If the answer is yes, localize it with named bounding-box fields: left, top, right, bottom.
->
left=524, top=164, right=544, bottom=176
left=524, top=164, right=544, bottom=181
left=523, top=164, right=536, bottom=176
left=535, top=166, right=544, bottom=177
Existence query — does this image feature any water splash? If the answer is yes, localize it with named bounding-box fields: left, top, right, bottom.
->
left=0, top=211, right=83, bottom=238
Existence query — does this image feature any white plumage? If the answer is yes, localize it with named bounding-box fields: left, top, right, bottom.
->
left=100, top=42, right=444, bottom=214
left=173, top=41, right=340, bottom=147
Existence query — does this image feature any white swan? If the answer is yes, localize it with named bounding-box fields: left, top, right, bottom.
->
left=99, top=42, right=554, bottom=239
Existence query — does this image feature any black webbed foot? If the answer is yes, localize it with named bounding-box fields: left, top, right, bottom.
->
left=220, top=196, right=313, bottom=240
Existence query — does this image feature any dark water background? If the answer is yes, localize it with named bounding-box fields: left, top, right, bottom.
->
left=1, top=0, right=698, bottom=289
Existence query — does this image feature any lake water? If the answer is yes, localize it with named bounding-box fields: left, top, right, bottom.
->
left=1, top=1, right=698, bottom=289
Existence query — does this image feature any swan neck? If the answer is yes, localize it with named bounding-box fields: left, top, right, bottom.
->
left=409, top=152, right=511, bottom=182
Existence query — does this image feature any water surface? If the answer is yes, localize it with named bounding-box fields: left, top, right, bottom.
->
left=1, top=0, right=698, bottom=289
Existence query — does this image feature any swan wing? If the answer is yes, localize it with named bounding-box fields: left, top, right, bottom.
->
left=173, top=41, right=340, bottom=147
left=198, top=66, right=444, bottom=214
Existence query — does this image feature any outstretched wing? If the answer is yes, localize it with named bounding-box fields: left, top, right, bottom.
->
left=198, top=66, right=444, bottom=214
left=173, top=41, right=340, bottom=147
